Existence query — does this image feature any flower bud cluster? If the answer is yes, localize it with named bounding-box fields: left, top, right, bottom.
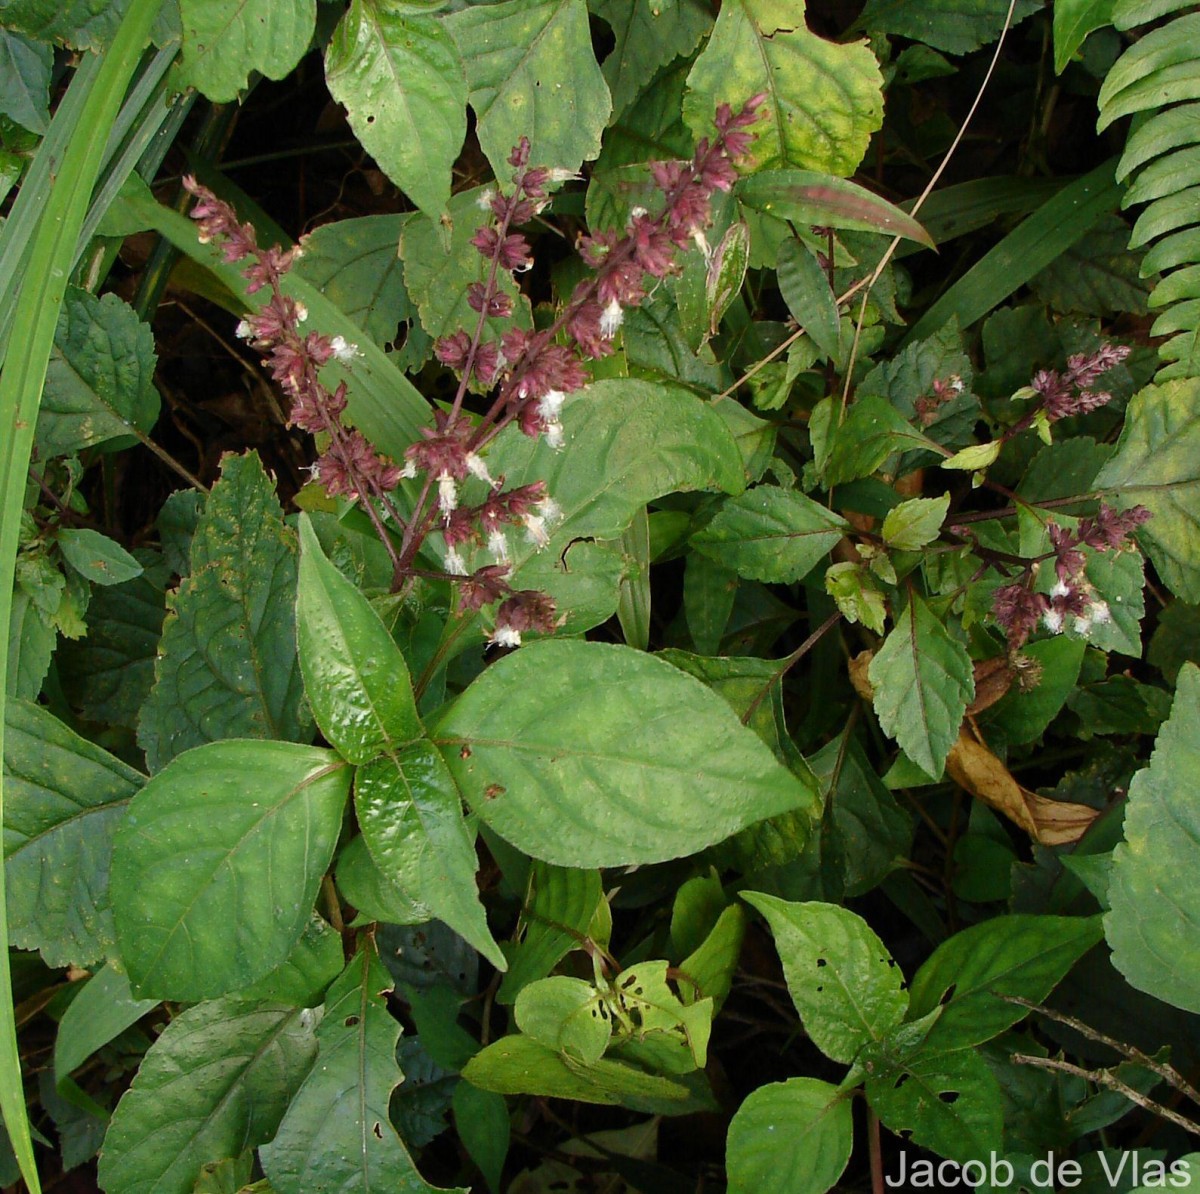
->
left=1027, top=344, right=1132, bottom=422
left=991, top=502, right=1151, bottom=648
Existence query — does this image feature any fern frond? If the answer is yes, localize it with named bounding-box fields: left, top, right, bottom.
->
left=1100, top=5, right=1200, bottom=379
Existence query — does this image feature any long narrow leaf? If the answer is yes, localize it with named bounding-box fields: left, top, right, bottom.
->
left=0, top=2, right=166, bottom=1188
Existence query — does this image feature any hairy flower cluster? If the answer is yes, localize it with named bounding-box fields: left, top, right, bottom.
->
left=1028, top=344, right=1132, bottom=422
left=991, top=503, right=1151, bottom=648
left=184, top=97, right=764, bottom=648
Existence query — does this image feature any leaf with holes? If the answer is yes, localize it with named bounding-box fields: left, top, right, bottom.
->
left=260, top=946, right=466, bottom=1194
left=684, top=0, right=883, bottom=176
left=743, top=893, right=908, bottom=1064
left=907, top=915, right=1104, bottom=1050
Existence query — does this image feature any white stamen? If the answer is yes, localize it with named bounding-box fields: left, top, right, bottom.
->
left=1042, top=610, right=1065, bottom=634
left=547, top=167, right=581, bottom=184
left=487, top=529, right=510, bottom=563
left=1090, top=600, right=1112, bottom=625
left=490, top=625, right=522, bottom=648
left=524, top=512, right=549, bottom=549
left=629, top=205, right=648, bottom=221
left=437, top=472, right=458, bottom=518
left=399, top=459, right=418, bottom=480
left=235, top=319, right=253, bottom=340
left=538, top=496, right=562, bottom=525
left=544, top=421, right=565, bottom=451
left=477, top=188, right=496, bottom=210
left=537, top=389, right=566, bottom=421
left=692, top=229, right=712, bottom=261
left=330, top=335, right=360, bottom=363
left=465, top=453, right=496, bottom=487
left=1073, top=617, right=1092, bottom=635
left=599, top=298, right=624, bottom=339
left=444, top=547, right=468, bottom=576
left=1050, top=579, right=1071, bottom=599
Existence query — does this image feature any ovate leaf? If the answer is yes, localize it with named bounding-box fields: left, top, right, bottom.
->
left=445, top=0, right=611, bottom=178
left=138, top=452, right=309, bottom=772
left=743, top=894, right=908, bottom=1064
left=260, top=947, right=465, bottom=1194
left=1054, top=0, right=1114, bottom=73
left=868, top=595, right=974, bottom=777
left=54, top=963, right=158, bottom=1081
left=110, top=741, right=350, bottom=1000
left=881, top=495, right=950, bottom=551
left=1094, top=379, right=1200, bottom=602
left=37, top=287, right=159, bottom=458
left=325, top=1, right=466, bottom=222
left=296, top=515, right=422, bottom=764
left=55, top=528, right=142, bottom=586
left=726, top=1078, right=852, bottom=1194
left=1106, top=664, right=1200, bottom=1013
left=176, top=0, right=317, bottom=102
left=97, top=1000, right=320, bottom=1194
left=908, top=914, right=1104, bottom=1050
left=3, top=700, right=139, bottom=967
left=435, top=640, right=819, bottom=868
left=356, top=743, right=504, bottom=970
left=0, top=29, right=51, bottom=134
left=857, top=0, right=1041, bottom=56
left=683, top=0, right=883, bottom=176
left=690, top=485, right=848, bottom=584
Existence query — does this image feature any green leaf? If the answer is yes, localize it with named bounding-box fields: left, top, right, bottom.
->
left=678, top=904, right=745, bottom=1011
left=1053, top=0, right=1114, bottom=72
left=1095, top=379, right=1200, bottom=602
left=683, top=553, right=738, bottom=655
left=743, top=894, right=908, bottom=1064
left=683, top=0, right=883, bottom=176
left=499, top=862, right=605, bottom=1004
left=138, top=452, right=309, bottom=773
left=983, top=636, right=1087, bottom=745
left=176, top=0, right=317, bottom=103
left=824, top=563, right=886, bottom=635
left=591, top=0, right=711, bottom=118
left=1149, top=599, right=1200, bottom=684
left=908, top=914, right=1104, bottom=1050
left=462, top=1034, right=703, bottom=1110
left=296, top=515, right=422, bottom=764
left=336, top=833, right=430, bottom=926
left=55, top=528, right=142, bottom=586
left=292, top=215, right=412, bottom=350
left=97, top=999, right=320, bottom=1194
left=356, top=743, right=504, bottom=970
left=37, top=287, right=159, bottom=458
left=54, top=963, right=158, bottom=1081
left=260, top=947, right=466, bottom=1194
left=857, top=0, right=1040, bottom=55
left=325, top=1, right=465, bottom=222
left=726, top=1078, right=852, bottom=1194
left=234, top=915, right=344, bottom=1007
left=819, top=394, right=939, bottom=486
left=739, top=171, right=935, bottom=248
left=435, top=640, right=819, bottom=868
left=1107, top=664, right=1200, bottom=1013
left=881, top=496, right=950, bottom=551
left=0, top=30, right=51, bottom=134
left=868, top=595, right=974, bottom=777
left=445, top=0, right=611, bottom=178
left=777, top=238, right=841, bottom=361
left=401, top=187, right=532, bottom=346
left=690, top=485, right=848, bottom=584
left=110, top=740, right=350, bottom=1001
left=864, top=1044, right=1004, bottom=1163
left=1030, top=213, right=1151, bottom=317
left=57, top=561, right=165, bottom=730
left=3, top=700, right=139, bottom=967
left=516, top=976, right=611, bottom=1064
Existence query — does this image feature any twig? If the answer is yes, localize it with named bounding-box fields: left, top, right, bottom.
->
left=740, top=609, right=842, bottom=726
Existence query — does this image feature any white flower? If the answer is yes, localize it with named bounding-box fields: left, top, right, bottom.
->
left=444, top=546, right=468, bottom=576
left=487, top=529, right=510, bottom=564
left=1090, top=600, right=1112, bottom=625
left=547, top=167, right=581, bottom=184
left=1042, top=609, right=1065, bottom=634
left=477, top=188, right=495, bottom=211
left=543, top=421, right=565, bottom=450
left=1073, top=616, right=1092, bottom=635
left=629, top=205, right=648, bottom=222
left=490, top=624, right=522, bottom=648
left=523, top=512, right=549, bottom=549
left=295, top=302, right=308, bottom=323
left=330, top=335, right=360, bottom=363
left=537, top=389, right=566, bottom=421
left=692, top=229, right=713, bottom=262
left=1050, top=579, right=1071, bottom=599
left=437, top=471, right=458, bottom=518
left=399, top=459, right=418, bottom=480
left=538, top=496, right=562, bottom=526
left=234, top=319, right=253, bottom=340
left=599, top=298, right=624, bottom=339
left=465, top=453, right=496, bottom=487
